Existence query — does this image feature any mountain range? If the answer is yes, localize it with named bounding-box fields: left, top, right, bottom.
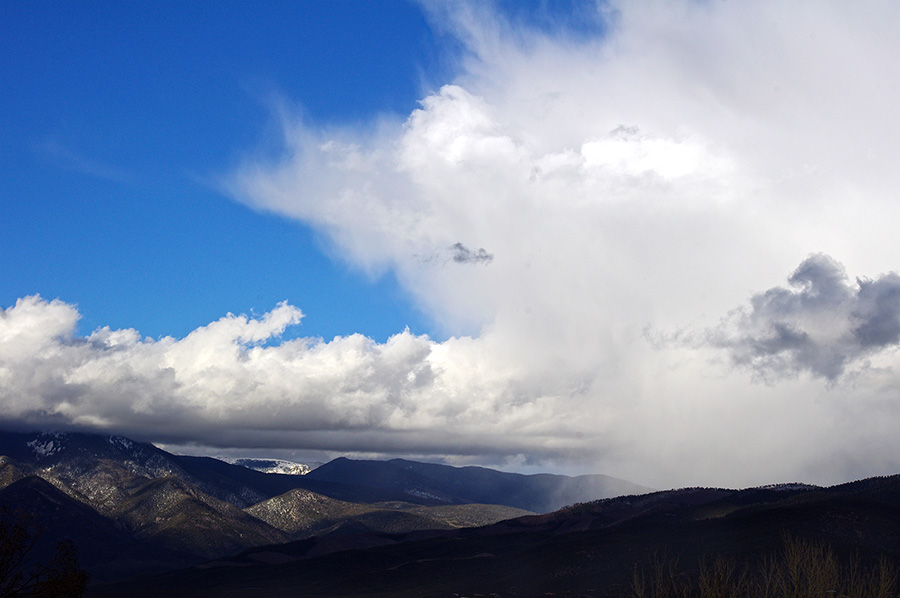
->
left=3, top=430, right=896, bottom=597
left=0, top=430, right=650, bottom=585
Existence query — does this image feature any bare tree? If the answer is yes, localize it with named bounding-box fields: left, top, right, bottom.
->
left=0, top=507, right=88, bottom=598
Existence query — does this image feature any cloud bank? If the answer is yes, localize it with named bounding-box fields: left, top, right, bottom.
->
left=7, top=1, right=900, bottom=488
left=0, top=295, right=574, bottom=459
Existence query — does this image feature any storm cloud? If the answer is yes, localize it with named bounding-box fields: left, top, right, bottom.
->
left=223, top=0, right=900, bottom=487
left=712, top=255, right=900, bottom=381
left=7, top=1, right=900, bottom=488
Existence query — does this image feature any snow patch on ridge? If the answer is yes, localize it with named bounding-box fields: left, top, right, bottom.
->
left=27, top=432, right=68, bottom=458
left=405, top=488, right=451, bottom=502
left=224, top=457, right=313, bottom=476
left=107, top=435, right=134, bottom=451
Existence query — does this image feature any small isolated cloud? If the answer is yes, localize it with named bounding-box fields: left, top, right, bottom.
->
left=450, top=242, right=493, bottom=265
left=710, top=254, right=900, bottom=381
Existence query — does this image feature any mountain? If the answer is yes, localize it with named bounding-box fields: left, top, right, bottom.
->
left=0, top=476, right=195, bottom=583
left=304, top=457, right=655, bottom=512
left=0, top=432, right=443, bottom=510
left=0, top=431, right=253, bottom=512
left=0, top=431, right=651, bottom=515
left=90, top=475, right=900, bottom=597
left=0, top=432, right=297, bottom=576
left=2, top=429, right=645, bottom=588
left=109, top=475, right=288, bottom=558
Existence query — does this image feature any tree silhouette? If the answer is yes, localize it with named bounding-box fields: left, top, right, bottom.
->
left=0, top=507, right=88, bottom=597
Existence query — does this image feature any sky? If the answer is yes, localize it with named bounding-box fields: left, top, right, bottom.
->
left=3, top=0, right=900, bottom=490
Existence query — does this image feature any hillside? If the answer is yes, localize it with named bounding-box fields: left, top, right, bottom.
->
left=305, top=457, right=654, bottom=512
left=90, top=475, right=900, bottom=597
left=247, top=488, right=532, bottom=540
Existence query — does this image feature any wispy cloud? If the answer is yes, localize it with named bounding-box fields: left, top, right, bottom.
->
left=34, top=138, right=128, bottom=182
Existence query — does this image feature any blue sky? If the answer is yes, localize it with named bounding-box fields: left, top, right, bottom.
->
left=2, top=0, right=445, bottom=341
left=4, top=1, right=900, bottom=488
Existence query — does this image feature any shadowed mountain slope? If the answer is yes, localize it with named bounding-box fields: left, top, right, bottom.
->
left=0, top=476, right=197, bottom=583
left=110, top=476, right=289, bottom=558
left=171, top=454, right=427, bottom=506
left=90, top=475, right=900, bottom=597
left=305, top=457, right=654, bottom=512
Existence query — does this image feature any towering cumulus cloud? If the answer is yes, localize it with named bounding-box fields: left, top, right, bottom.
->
left=5, top=1, right=900, bottom=487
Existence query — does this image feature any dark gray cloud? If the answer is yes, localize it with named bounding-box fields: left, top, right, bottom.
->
left=852, top=274, right=900, bottom=347
left=450, top=242, right=494, bottom=265
left=712, top=254, right=900, bottom=381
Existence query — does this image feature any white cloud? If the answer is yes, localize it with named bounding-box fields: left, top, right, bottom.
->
left=0, top=296, right=574, bottom=461
left=7, top=1, right=900, bottom=488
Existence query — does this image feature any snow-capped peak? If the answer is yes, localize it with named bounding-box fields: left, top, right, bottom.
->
left=223, top=457, right=312, bottom=475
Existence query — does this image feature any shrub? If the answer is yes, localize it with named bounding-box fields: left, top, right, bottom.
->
left=631, top=537, right=898, bottom=598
